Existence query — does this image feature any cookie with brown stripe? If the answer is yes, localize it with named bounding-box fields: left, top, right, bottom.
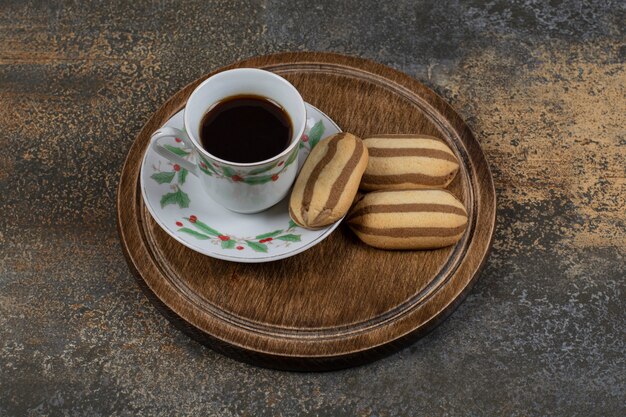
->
left=360, top=134, right=460, bottom=191
left=290, top=133, right=369, bottom=229
left=347, top=189, right=467, bottom=249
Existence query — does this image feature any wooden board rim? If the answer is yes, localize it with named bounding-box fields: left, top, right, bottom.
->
left=117, top=52, right=496, bottom=370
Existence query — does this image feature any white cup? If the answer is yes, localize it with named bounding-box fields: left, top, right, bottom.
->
left=150, top=68, right=306, bottom=213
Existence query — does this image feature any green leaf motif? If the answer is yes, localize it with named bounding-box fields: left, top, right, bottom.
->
left=288, top=219, right=298, bottom=229
left=308, top=120, right=325, bottom=149
left=178, top=227, right=210, bottom=240
left=221, top=239, right=236, bottom=249
left=200, top=157, right=219, bottom=174
left=221, top=166, right=236, bottom=178
left=163, top=144, right=190, bottom=156
left=255, top=230, right=283, bottom=240
left=243, top=175, right=272, bottom=185
left=246, top=241, right=268, bottom=253
left=178, top=168, right=188, bottom=184
left=151, top=171, right=176, bottom=184
left=248, top=162, right=277, bottom=175
left=160, top=189, right=190, bottom=208
left=285, top=148, right=299, bottom=167
left=276, top=234, right=301, bottom=242
left=189, top=219, right=221, bottom=236
left=199, top=165, right=213, bottom=176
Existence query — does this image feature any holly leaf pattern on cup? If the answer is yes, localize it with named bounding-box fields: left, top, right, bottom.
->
left=243, top=174, right=273, bottom=185
left=248, top=162, right=278, bottom=175
left=221, top=166, right=236, bottom=178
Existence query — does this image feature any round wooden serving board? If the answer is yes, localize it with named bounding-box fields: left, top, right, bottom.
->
left=117, top=52, right=496, bottom=371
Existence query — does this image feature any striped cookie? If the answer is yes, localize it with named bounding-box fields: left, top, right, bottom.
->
left=290, top=133, right=368, bottom=229
left=360, top=134, right=460, bottom=191
left=347, top=189, right=467, bottom=249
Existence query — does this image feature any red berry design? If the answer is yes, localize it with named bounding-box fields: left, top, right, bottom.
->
left=236, top=246, right=244, bottom=250
left=173, top=164, right=180, bottom=172
left=176, top=221, right=183, bottom=227
left=259, top=237, right=273, bottom=243
left=271, top=174, right=279, bottom=181
left=175, top=138, right=182, bottom=143
left=277, top=161, right=284, bottom=166
left=213, top=163, right=220, bottom=167
left=301, top=134, right=309, bottom=142
left=189, top=215, right=197, bottom=223
left=218, top=235, right=230, bottom=241
left=200, top=162, right=207, bottom=168
left=232, top=175, right=243, bottom=182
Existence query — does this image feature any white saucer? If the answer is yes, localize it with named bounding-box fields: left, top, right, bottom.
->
left=140, top=103, right=342, bottom=263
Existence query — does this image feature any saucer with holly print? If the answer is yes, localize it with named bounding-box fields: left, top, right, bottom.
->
left=140, top=103, right=342, bottom=263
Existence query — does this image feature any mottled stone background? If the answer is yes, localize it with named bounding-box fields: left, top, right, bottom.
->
left=1, top=0, right=624, bottom=415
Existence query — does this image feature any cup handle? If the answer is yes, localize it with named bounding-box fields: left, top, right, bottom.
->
left=150, top=127, right=198, bottom=176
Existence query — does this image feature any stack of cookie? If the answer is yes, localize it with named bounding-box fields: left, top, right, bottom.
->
left=289, top=133, right=467, bottom=250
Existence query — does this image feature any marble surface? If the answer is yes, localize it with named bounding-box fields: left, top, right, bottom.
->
left=0, top=0, right=624, bottom=415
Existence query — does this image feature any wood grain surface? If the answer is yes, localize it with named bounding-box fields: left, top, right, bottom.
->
left=117, top=52, right=496, bottom=371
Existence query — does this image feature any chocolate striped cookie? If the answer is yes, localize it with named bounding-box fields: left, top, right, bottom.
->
left=360, top=134, right=460, bottom=191
left=290, top=133, right=368, bottom=229
left=347, top=189, right=467, bottom=249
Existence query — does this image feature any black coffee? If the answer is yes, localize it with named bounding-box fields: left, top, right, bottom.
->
left=199, top=95, right=292, bottom=163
